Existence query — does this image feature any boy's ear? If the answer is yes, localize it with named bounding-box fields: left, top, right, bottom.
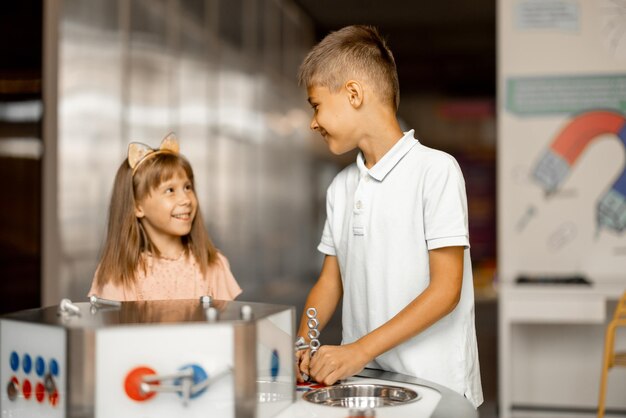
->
left=345, top=80, right=363, bottom=108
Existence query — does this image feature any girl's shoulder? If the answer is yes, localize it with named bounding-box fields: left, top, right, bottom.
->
left=213, top=251, right=230, bottom=266
left=87, top=271, right=134, bottom=301
left=207, top=250, right=241, bottom=300
left=204, top=250, right=232, bottom=274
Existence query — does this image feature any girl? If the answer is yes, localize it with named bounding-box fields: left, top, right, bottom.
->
left=88, top=133, right=241, bottom=301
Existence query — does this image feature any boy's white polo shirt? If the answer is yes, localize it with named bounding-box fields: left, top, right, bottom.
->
left=318, top=130, right=483, bottom=408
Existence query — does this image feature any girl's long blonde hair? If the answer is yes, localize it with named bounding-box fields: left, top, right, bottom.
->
left=95, top=153, right=218, bottom=289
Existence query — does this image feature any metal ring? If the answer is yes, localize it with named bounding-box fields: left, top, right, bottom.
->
left=309, top=339, right=321, bottom=350
left=307, top=318, right=319, bottom=329
left=306, top=308, right=317, bottom=318
left=307, top=328, right=320, bottom=339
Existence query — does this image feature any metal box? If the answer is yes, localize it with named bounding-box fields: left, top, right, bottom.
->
left=1, top=299, right=295, bottom=418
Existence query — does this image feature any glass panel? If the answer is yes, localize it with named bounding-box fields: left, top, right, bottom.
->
left=53, top=0, right=330, bottom=311
left=58, top=0, right=124, bottom=299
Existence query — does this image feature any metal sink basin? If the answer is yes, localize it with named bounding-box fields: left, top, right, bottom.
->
left=302, top=384, right=420, bottom=408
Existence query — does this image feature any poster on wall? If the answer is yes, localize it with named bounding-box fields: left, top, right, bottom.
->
left=498, top=0, right=626, bottom=283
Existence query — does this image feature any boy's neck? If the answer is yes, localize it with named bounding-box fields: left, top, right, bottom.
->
left=357, top=112, right=405, bottom=169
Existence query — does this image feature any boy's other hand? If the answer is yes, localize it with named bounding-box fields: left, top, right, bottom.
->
left=295, top=349, right=311, bottom=382
left=308, top=343, right=370, bottom=385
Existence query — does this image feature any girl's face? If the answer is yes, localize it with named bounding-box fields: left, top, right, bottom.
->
left=134, top=169, right=198, bottom=249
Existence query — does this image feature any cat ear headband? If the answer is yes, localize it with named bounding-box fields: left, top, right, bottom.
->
left=127, top=132, right=180, bottom=175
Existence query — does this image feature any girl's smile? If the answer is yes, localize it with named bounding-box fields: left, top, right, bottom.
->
left=135, top=170, right=198, bottom=256
left=172, top=211, right=192, bottom=221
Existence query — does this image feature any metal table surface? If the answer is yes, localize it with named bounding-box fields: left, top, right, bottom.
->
left=276, top=368, right=477, bottom=418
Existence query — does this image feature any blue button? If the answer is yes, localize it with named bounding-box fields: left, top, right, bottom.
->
left=35, top=356, right=45, bottom=377
left=10, top=351, right=19, bottom=371
left=49, top=359, right=59, bottom=377
left=176, top=364, right=208, bottom=399
left=271, top=349, right=280, bottom=380
left=22, top=354, right=32, bottom=374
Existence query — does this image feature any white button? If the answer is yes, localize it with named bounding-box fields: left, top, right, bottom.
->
left=356, top=200, right=363, bottom=209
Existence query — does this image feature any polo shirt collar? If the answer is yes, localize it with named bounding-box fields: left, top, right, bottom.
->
left=356, top=129, right=419, bottom=181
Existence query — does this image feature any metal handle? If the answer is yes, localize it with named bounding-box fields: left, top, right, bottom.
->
left=140, top=366, right=232, bottom=406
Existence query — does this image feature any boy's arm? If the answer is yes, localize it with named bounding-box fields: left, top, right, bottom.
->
left=296, top=255, right=343, bottom=380
left=308, top=246, right=464, bottom=385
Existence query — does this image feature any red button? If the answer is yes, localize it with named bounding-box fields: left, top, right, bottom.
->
left=35, top=382, right=45, bottom=403
left=124, top=366, right=158, bottom=401
left=49, top=389, right=59, bottom=407
left=22, top=379, right=32, bottom=399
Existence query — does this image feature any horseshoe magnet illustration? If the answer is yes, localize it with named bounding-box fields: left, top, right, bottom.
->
left=532, top=110, right=626, bottom=234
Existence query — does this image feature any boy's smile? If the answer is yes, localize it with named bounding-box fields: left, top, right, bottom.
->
left=307, top=84, right=359, bottom=155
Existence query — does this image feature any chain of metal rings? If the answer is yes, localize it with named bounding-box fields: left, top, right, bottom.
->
left=306, top=307, right=320, bottom=355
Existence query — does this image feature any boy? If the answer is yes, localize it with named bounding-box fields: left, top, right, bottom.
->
left=295, top=25, right=483, bottom=408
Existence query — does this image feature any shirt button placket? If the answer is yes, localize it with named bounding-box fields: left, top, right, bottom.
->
left=352, top=174, right=368, bottom=236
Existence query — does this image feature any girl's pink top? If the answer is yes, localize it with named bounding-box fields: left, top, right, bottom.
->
left=88, top=251, right=242, bottom=301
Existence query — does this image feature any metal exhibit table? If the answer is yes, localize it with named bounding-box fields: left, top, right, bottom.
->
left=1, top=298, right=476, bottom=418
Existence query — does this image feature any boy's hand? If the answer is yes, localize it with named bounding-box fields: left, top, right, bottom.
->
left=295, top=348, right=311, bottom=382
left=308, top=343, right=370, bottom=385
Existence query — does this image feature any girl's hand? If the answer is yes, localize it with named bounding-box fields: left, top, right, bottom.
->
left=308, top=343, right=370, bottom=385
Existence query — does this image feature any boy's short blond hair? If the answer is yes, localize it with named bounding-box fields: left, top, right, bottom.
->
left=298, top=25, right=400, bottom=110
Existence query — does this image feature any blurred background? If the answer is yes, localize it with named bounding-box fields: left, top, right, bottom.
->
left=0, top=0, right=496, bottom=343
left=2, top=1, right=624, bottom=417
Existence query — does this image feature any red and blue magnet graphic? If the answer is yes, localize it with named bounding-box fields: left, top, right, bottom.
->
left=533, top=110, right=626, bottom=233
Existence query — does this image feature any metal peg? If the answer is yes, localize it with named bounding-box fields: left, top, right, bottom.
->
left=240, top=305, right=252, bottom=320
left=199, top=295, right=212, bottom=307
left=295, top=336, right=309, bottom=351
left=6, top=379, right=18, bottom=401
left=89, top=295, right=121, bottom=308
left=58, top=298, right=81, bottom=316
left=44, top=373, right=57, bottom=395
left=206, top=307, right=219, bottom=322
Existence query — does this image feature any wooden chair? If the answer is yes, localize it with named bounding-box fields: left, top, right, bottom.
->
left=598, top=291, right=626, bottom=418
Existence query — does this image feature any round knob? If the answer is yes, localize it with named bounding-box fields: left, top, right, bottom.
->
left=240, top=305, right=253, bottom=320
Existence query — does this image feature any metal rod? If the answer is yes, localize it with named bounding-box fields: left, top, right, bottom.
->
left=89, top=295, right=122, bottom=308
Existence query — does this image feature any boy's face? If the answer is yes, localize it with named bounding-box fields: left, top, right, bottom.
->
left=307, top=84, right=359, bottom=155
